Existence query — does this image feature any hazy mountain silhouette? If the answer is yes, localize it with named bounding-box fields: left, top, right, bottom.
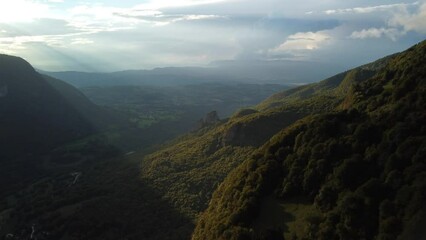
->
left=40, top=60, right=344, bottom=88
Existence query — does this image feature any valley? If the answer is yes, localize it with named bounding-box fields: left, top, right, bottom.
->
left=0, top=54, right=288, bottom=239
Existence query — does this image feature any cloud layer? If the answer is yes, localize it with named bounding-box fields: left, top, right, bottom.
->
left=0, top=0, right=425, bottom=71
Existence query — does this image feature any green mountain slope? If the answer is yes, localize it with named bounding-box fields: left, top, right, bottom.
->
left=256, top=54, right=393, bottom=111
left=141, top=98, right=309, bottom=218
left=0, top=55, right=102, bottom=156
left=140, top=42, right=397, bottom=223
left=192, top=40, right=426, bottom=239
left=0, top=54, right=117, bottom=196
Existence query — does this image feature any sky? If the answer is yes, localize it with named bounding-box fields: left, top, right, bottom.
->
left=0, top=0, right=425, bottom=72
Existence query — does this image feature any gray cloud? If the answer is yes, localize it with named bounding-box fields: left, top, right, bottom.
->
left=0, top=0, right=424, bottom=72
left=114, top=10, right=225, bottom=26
left=0, top=18, right=76, bottom=38
left=346, top=1, right=426, bottom=41
left=390, top=1, right=426, bottom=33
left=350, top=27, right=403, bottom=41
left=324, top=2, right=418, bottom=15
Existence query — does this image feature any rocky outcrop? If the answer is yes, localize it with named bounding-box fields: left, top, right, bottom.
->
left=221, top=110, right=307, bottom=147
left=197, top=111, right=220, bottom=129
left=232, top=108, right=258, bottom=118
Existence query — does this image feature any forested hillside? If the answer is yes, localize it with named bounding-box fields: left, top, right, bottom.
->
left=0, top=54, right=116, bottom=196
left=140, top=42, right=396, bottom=222
left=193, top=40, right=426, bottom=239
left=0, top=55, right=97, bottom=156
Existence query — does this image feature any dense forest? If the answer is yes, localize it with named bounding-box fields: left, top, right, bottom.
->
left=193, top=40, right=426, bottom=239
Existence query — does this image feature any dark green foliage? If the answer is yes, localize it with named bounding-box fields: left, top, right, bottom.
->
left=193, top=40, right=426, bottom=239
left=0, top=55, right=107, bottom=197
left=0, top=155, right=194, bottom=240
left=256, top=54, right=392, bottom=111
left=140, top=92, right=306, bottom=219
left=0, top=55, right=96, bottom=157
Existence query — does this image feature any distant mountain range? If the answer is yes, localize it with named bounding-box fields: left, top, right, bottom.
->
left=40, top=60, right=344, bottom=88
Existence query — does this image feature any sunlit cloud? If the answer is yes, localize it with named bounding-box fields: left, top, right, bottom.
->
left=67, top=4, right=138, bottom=31
left=71, top=38, right=94, bottom=45
left=389, top=1, right=426, bottom=33
left=0, top=30, right=100, bottom=53
left=272, top=31, right=331, bottom=52
left=350, top=27, right=403, bottom=41
left=324, top=2, right=419, bottom=15
left=348, top=1, right=426, bottom=41
left=67, top=2, right=225, bottom=28
left=0, top=0, right=50, bottom=22
left=133, top=0, right=229, bottom=11
left=115, top=10, right=225, bottom=26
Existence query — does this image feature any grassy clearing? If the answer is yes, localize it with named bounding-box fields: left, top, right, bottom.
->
left=253, top=195, right=319, bottom=239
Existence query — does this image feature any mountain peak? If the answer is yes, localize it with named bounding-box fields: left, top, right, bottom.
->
left=0, top=54, right=98, bottom=158
left=0, top=54, right=36, bottom=75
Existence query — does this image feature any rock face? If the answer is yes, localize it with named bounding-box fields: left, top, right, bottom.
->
left=232, top=108, right=258, bottom=118
left=220, top=110, right=308, bottom=147
left=204, top=111, right=220, bottom=124
left=197, top=111, right=220, bottom=129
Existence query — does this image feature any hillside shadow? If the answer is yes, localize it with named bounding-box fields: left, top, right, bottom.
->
left=253, top=196, right=295, bottom=233
left=0, top=55, right=195, bottom=239
left=1, top=155, right=194, bottom=240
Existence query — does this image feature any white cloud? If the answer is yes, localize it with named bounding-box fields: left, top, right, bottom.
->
left=348, top=2, right=426, bottom=41
left=66, top=4, right=139, bottom=34
left=133, top=0, right=228, bottom=11
left=0, top=31, right=98, bottom=52
left=324, top=2, right=418, bottom=15
left=389, top=2, right=426, bottom=33
left=115, top=10, right=224, bottom=26
left=69, top=5, right=123, bottom=20
left=71, top=38, right=94, bottom=45
left=0, top=35, right=61, bottom=51
left=68, top=3, right=225, bottom=28
left=272, top=31, right=331, bottom=52
left=350, top=27, right=403, bottom=41
left=0, top=0, right=50, bottom=22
